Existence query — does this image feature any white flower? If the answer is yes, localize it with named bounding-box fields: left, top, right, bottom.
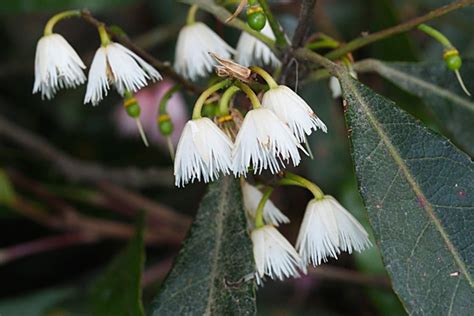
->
left=236, top=22, right=280, bottom=68
left=174, top=117, right=233, bottom=187
left=296, top=195, right=371, bottom=266
left=232, top=108, right=303, bottom=177
left=329, top=76, right=342, bottom=99
left=33, top=33, right=86, bottom=100
left=262, top=85, right=327, bottom=143
left=252, top=225, right=304, bottom=282
left=241, top=181, right=289, bottom=227
left=84, top=42, right=162, bottom=105
left=174, top=22, right=235, bottom=81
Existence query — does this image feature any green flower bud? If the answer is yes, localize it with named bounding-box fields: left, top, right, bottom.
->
left=247, top=7, right=266, bottom=31
left=443, top=49, right=462, bottom=71
left=158, top=114, right=173, bottom=136
left=125, top=102, right=141, bottom=118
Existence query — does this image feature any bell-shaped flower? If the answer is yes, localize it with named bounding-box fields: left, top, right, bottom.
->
left=236, top=22, right=280, bottom=68
left=33, top=33, right=86, bottom=100
left=241, top=181, right=289, bottom=227
left=174, top=117, right=233, bottom=187
left=296, top=195, right=371, bottom=266
left=262, top=85, right=326, bottom=143
left=232, top=108, right=303, bottom=177
left=84, top=42, right=162, bottom=105
left=174, top=22, right=235, bottom=81
left=252, top=225, right=304, bottom=283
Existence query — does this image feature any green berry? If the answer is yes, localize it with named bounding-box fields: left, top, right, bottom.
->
left=247, top=11, right=266, bottom=31
left=445, top=54, right=462, bottom=71
left=126, top=103, right=141, bottom=118
left=159, top=120, right=173, bottom=136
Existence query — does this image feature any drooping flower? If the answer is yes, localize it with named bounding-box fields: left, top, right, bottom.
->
left=84, top=42, right=162, bottom=105
left=236, top=22, right=280, bottom=68
left=174, top=22, right=235, bottom=81
left=241, top=181, right=289, bottom=227
left=232, top=108, right=303, bottom=177
left=33, top=33, right=86, bottom=100
left=262, top=85, right=327, bottom=143
left=252, top=225, right=304, bottom=283
left=296, top=195, right=371, bottom=266
left=174, top=117, right=233, bottom=187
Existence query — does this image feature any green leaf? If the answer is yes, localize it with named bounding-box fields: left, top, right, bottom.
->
left=341, top=76, right=474, bottom=315
left=0, top=169, right=15, bottom=206
left=355, top=59, right=474, bottom=156
left=152, top=177, right=256, bottom=316
left=91, top=215, right=145, bottom=316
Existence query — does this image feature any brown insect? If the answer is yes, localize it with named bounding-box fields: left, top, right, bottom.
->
left=210, top=53, right=252, bottom=83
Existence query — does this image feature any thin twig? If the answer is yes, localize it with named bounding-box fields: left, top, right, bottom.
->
left=0, top=112, right=173, bottom=188
left=0, top=233, right=96, bottom=265
left=292, top=0, right=317, bottom=48
left=325, top=0, right=474, bottom=60
left=80, top=10, right=203, bottom=94
left=97, top=181, right=191, bottom=231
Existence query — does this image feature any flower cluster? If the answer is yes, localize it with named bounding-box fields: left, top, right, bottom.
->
left=33, top=15, right=161, bottom=104
left=173, top=73, right=326, bottom=187
left=242, top=180, right=371, bottom=284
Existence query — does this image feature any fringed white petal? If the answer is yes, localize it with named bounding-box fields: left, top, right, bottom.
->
left=236, top=22, right=280, bottom=67
left=107, top=43, right=161, bottom=95
left=84, top=47, right=109, bottom=105
left=262, top=85, right=327, bottom=143
left=241, top=181, right=290, bottom=227
left=233, top=108, right=302, bottom=177
left=174, top=22, right=235, bottom=81
left=296, top=196, right=371, bottom=266
left=174, top=118, right=233, bottom=187
left=33, top=33, right=86, bottom=100
left=84, top=43, right=161, bottom=105
left=251, top=225, right=304, bottom=283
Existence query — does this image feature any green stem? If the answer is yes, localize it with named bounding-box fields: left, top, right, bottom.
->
left=249, top=66, right=278, bottom=89
left=283, top=172, right=325, bottom=200
left=306, top=39, right=340, bottom=50
left=98, top=24, right=111, bottom=46
left=192, top=79, right=231, bottom=119
left=43, top=10, right=81, bottom=36
left=417, top=24, right=453, bottom=48
left=324, top=0, right=473, bottom=60
left=159, top=84, right=182, bottom=115
left=294, top=48, right=342, bottom=76
left=257, top=0, right=288, bottom=48
left=235, top=81, right=261, bottom=109
left=255, top=186, right=274, bottom=228
left=218, top=85, right=240, bottom=115
left=187, top=4, right=199, bottom=25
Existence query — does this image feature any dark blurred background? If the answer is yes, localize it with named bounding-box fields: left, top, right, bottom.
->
left=0, top=0, right=473, bottom=315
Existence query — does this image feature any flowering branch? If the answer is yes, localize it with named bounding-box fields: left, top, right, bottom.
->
left=80, top=10, right=203, bottom=94
left=325, top=0, right=474, bottom=60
